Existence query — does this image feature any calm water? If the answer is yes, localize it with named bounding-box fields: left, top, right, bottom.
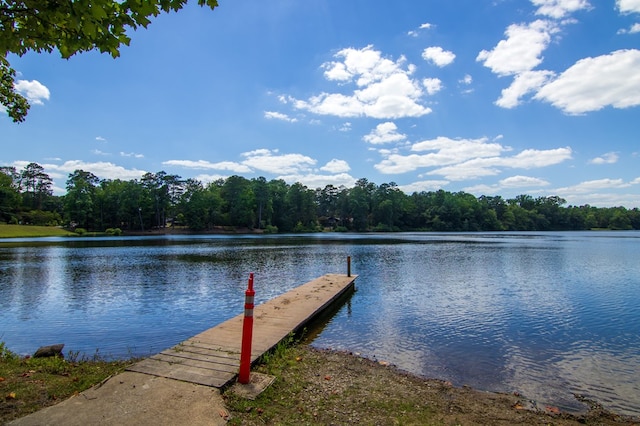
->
left=1, top=232, right=639, bottom=416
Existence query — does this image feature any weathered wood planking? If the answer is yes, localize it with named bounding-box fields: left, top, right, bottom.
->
left=127, top=273, right=357, bottom=388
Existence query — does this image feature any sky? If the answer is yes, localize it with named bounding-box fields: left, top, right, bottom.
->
left=2, top=0, right=640, bottom=208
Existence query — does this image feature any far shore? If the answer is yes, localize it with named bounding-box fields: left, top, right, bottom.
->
left=0, top=224, right=266, bottom=239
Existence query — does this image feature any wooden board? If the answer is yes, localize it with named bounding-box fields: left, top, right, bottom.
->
left=127, top=273, right=356, bottom=388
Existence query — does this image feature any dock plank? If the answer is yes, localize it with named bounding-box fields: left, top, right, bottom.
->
left=130, top=358, right=232, bottom=387
left=127, top=273, right=356, bottom=388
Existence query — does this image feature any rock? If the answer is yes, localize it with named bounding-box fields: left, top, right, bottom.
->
left=33, top=344, right=64, bottom=358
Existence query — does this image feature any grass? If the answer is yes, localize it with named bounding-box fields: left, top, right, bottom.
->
left=0, top=342, right=138, bottom=424
left=0, top=224, right=74, bottom=238
left=222, top=337, right=440, bottom=426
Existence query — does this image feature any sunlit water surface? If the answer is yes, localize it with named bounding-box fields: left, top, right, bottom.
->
left=1, top=232, right=638, bottom=416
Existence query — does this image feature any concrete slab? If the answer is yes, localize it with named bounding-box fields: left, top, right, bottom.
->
left=8, top=372, right=229, bottom=426
left=228, top=373, right=276, bottom=400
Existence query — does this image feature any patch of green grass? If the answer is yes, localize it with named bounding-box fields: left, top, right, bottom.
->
left=0, top=224, right=74, bottom=238
left=259, top=332, right=297, bottom=368
left=0, top=342, right=138, bottom=424
left=223, top=338, right=446, bottom=426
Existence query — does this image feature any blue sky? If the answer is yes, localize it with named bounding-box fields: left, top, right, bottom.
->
left=3, top=0, right=640, bottom=207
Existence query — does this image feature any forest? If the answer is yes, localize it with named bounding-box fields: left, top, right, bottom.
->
left=1, top=163, right=639, bottom=233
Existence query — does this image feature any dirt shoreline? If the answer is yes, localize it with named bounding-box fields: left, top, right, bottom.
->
left=224, top=346, right=640, bottom=425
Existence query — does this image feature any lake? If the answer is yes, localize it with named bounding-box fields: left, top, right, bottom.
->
left=1, top=231, right=639, bottom=416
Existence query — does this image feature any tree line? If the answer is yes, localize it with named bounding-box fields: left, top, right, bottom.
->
left=1, top=163, right=639, bottom=233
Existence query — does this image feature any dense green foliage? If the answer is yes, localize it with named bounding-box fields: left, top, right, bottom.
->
left=2, top=164, right=639, bottom=233
left=1, top=0, right=219, bottom=122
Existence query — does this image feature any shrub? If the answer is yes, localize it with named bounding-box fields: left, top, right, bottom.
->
left=293, top=221, right=307, bottom=233
left=105, top=227, right=122, bottom=236
left=373, top=223, right=392, bottom=232
left=263, top=225, right=278, bottom=234
left=21, top=210, right=62, bottom=226
left=0, top=341, right=18, bottom=361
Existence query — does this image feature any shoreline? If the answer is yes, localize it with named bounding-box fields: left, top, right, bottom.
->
left=223, top=345, right=640, bottom=425
left=3, top=344, right=639, bottom=424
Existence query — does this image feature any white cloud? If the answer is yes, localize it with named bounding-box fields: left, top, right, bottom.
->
left=477, top=20, right=557, bottom=76
left=412, top=136, right=507, bottom=156
left=499, top=175, right=550, bottom=187
left=14, top=80, right=50, bottom=105
left=363, top=122, right=407, bottom=144
left=296, top=93, right=364, bottom=117
left=398, top=180, right=449, bottom=194
left=163, top=159, right=253, bottom=173
left=95, top=136, right=107, bottom=142
left=617, top=0, right=640, bottom=14
left=264, top=111, right=298, bottom=122
left=458, top=74, right=474, bottom=94
left=428, top=161, right=503, bottom=180
left=120, top=152, right=144, bottom=158
left=322, top=45, right=406, bottom=86
left=92, top=150, right=109, bottom=156
left=277, top=172, right=356, bottom=189
left=534, top=49, right=640, bottom=114
left=338, top=122, right=352, bottom=132
left=554, top=178, right=639, bottom=205
left=496, top=70, right=555, bottom=108
left=408, top=23, right=432, bottom=37
left=375, top=136, right=509, bottom=174
left=506, top=147, right=573, bottom=168
left=241, top=149, right=317, bottom=174
left=165, top=150, right=319, bottom=176
left=428, top=147, right=572, bottom=181
left=375, top=136, right=572, bottom=181
left=203, top=161, right=253, bottom=172
left=423, top=78, right=443, bottom=95
left=558, top=178, right=630, bottom=192
left=421, top=46, right=456, bottom=67
left=481, top=15, right=640, bottom=113
left=460, top=74, right=473, bottom=85
left=320, top=159, right=351, bottom=173
left=464, top=175, right=550, bottom=195
left=43, top=160, right=146, bottom=181
left=293, top=45, right=431, bottom=119
left=617, top=22, right=640, bottom=34
left=589, top=152, right=619, bottom=164
left=532, top=0, right=591, bottom=19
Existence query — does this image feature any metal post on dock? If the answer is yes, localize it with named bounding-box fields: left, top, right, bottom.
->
left=239, top=273, right=255, bottom=384
left=347, top=256, right=351, bottom=277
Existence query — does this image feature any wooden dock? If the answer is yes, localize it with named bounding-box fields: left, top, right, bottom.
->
left=127, top=273, right=357, bottom=388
